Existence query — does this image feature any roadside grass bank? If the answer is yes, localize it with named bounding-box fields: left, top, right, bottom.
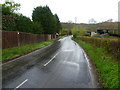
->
left=77, top=36, right=120, bottom=62
left=58, top=35, right=65, bottom=39
left=73, top=38, right=119, bottom=88
left=2, top=39, right=56, bottom=62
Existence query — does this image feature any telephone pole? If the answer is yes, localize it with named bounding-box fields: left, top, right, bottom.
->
left=75, top=17, right=77, bottom=29
left=75, top=17, right=77, bottom=24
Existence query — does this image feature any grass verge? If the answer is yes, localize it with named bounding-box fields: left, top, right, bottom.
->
left=73, top=38, right=119, bottom=88
left=2, top=39, right=56, bottom=62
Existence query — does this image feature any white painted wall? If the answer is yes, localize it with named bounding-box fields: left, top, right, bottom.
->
left=91, top=32, right=97, bottom=37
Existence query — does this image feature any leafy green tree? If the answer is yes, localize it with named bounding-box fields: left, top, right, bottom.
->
left=2, top=1, right=20, bottom=15
left=32, top=22, right=43, bottom=34
left=54, top=14, right=62, bottom=33
left=60, top=28, right=69, bottom=35
left=2, top=1, right=21, bottom=31
left=2, top=1, right=61, bottom=34
left=2, top=14, right=16, bottom=31
left=32, top=6, right=56, bottom=34
left=15, top=14, right=33, bottom=33
left=2, top=4, right=11, bottom=15
left=72, top=27, right=88, bottom=37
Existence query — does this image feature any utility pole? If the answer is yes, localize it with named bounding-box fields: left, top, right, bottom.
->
left=75, top=17, right=77, bottom=24
left=75, top=17, right=77, bottom=29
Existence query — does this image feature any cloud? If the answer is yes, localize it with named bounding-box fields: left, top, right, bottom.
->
left=15, top=0, right=119, bottom=23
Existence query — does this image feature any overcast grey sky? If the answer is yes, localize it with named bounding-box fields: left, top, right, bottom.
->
left=1, top=0, right=119, bottom=23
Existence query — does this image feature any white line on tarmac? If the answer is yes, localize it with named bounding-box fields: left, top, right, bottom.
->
left=13, top=79, right=28, bottom=90
left=63, top=50, right=74, bottom=52
left=43, top=52, right=59, bottom=67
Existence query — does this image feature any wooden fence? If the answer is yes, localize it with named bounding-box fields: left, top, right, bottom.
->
left=1, top=30, right=56, bottom=49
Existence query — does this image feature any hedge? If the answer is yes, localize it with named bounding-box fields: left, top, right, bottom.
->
left=77, top=36, right=120, bottom=61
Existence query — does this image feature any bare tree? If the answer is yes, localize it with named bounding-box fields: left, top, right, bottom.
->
left=88, top=18, right=97, bottom=24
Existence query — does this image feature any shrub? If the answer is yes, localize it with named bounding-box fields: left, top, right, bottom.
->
left=2, top=15, right=16, bottom=31
left=32, top=22, right=43, bottom=34
left=72, top=27, right=89, bottom=37
left=15, top=14, right=33, bottom=33
left=77, top=36, right=120, bottom=61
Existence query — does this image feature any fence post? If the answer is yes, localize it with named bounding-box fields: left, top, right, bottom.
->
left=18, top=32, right=20, bottom=47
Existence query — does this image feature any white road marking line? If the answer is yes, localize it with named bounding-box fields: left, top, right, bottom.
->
left=63, top=50, right=74, bottom=52
left=81, top=48, right=95, bottom=87
left=13, top=79, right=28, bottom=90
left=43, top=52, right=59, bottom=67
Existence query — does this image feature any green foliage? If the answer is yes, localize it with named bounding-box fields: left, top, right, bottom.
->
left=2, top=5, right=11, bottom=15
left=32, top=22, right=43, bottom=34
left=77, top=36, right=120, bottom=61
left=99, top=21, right=118, bottom=30
left=32, top=6, right=53, bottom=34
left=2, top=13, right=34, bottom=33
left=62, top=22, right=118, bottom=35
left=15, top=14, right=33, bottom=33
left=2, top=15, right=16, bottom=31
left=72, top=27, right=88, bottom=37
left=2, top=39, right=55, bottom=61
left=60, top=28, right=69, bottom=35
left=2, top=1, right=19, bottom=30
left=2, top=1, right=61, bottom=34
left=74, top=39, right=119, bottom=88
left=32, top=6, right=61, bottom=34
left=2, top=1, right=43, bottom=34
left=54, top=14, right=62, bottom=33
left=108, top=30, right=120, bottom=35
left=2, top=1, right=20, bottom=15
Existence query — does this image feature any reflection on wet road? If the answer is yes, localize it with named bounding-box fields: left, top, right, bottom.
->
left=2, top=36, right=97, bottom=88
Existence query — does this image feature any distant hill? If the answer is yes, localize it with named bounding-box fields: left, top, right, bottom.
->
left=61, top=22, right=118, bottom=32
left=61, top=22, right=98, bottom=32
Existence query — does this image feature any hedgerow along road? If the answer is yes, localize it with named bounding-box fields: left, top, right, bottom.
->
left=2, top=36, right=99, bottom=88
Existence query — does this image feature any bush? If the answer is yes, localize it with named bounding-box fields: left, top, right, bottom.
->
left=32, top=22, right=43, bottom=34
left=77, top=36, right=120, bottom=61
left=32, top=6, right=61, bottom=34
left=72, top=27, right=89, bottom=37
left=2, top=1, right=61, bottom=34
left=2, top=15, right=16, bottom=31
left=15, top=14, right=33, bottom=33
left=74, top=39, right=119, bottom=88
left=60, top=28, right=69, bottom=35
left=73, top=34, right=77, bottom=38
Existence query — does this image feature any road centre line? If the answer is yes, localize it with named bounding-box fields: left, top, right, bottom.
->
left=63, top=50, right=74, bottom=52
left=43, top=52, right=59, bottom=67
left=13, top=79, right=28, bottom=90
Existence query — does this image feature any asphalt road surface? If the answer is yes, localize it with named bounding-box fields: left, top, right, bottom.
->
left=2, top=36, right=98, bottom=89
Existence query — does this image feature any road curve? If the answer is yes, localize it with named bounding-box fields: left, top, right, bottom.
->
left=2, top=36, right=98, bottom=88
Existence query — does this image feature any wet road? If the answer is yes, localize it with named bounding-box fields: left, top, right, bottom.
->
left=2, top=36, right=98, bottom=88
